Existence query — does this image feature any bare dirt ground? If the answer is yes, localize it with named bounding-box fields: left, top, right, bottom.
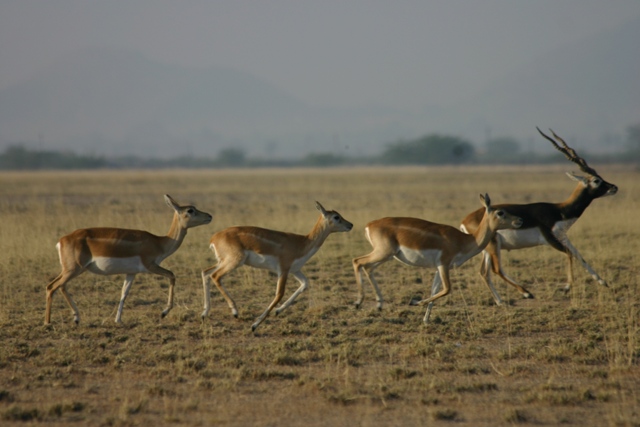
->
left=0, top=166, right=638, bottom=426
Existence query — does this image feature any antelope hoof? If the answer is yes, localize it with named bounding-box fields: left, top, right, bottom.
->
left=598, top=279, right=608, bottom=288
left=409, top=298, right=421, bottom=306
left=523, top=292, right=535, bottom=299
left=251, top=323, right=258, bottom=332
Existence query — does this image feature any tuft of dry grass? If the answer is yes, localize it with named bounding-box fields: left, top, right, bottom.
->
left=0, top=166, right=638, bottom=426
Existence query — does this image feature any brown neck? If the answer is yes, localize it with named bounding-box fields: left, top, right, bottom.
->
left=163, top=213, right=188, bottom=255
left=471, top=212, right=495, bottom=252
left=305, top=215, right=332, bottom=252
left=558, top=183, right=594, bottom=220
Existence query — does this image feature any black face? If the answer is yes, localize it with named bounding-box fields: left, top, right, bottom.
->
left=589, top=175, right=618, bottom=198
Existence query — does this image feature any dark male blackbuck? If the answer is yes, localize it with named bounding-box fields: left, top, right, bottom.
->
left=460, top=128, right=618, bottom=302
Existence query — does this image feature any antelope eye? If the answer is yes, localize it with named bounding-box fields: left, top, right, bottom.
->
left=333, top=215, right=340, bottom=221
left=593, top=178, right=602, bottom=186
left=187, top=208, right=194, bottom=214
left=496, top=210, right=504, bottom=217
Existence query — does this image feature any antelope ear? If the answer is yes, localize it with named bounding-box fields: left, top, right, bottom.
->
left=315, top=201, right=328, bottom=215
left=164, top=194, right=180, bottom=212
left=566, top=172, right=588, bottom=184
left=479, top=193, right=491, bottom=210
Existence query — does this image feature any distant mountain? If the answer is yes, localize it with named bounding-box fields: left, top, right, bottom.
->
left=454, top=15, right=640, bottom=152
left=0, top=47, right=417, bottom=158
left=0, top=48, right=313, bottom=157
left=0, top=14, right=638, bottom=159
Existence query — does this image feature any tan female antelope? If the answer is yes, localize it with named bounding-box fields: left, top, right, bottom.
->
left=201, top=201, right=353, bottom=331
left=460, top=128, right=618, bottom=302
left=45, top=194, right=212, bottom=325
left=353, top=194, right=522, bottom=324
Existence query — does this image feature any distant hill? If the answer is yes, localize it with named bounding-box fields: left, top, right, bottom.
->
left=0, top=47, right=419, bottom=158
left=0, top=15, right=638, bottom=158
left=0, top=48, right=314, bottom=157
left=454, top=15, right=640, bottom=152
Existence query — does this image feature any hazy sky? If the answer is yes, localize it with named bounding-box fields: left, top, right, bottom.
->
left=2, top=0, right=640, bottom=112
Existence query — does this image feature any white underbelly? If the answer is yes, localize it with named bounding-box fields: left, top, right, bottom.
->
left=552, top=218, right=577, bottom=236
left=394, top=247, right=442, bottom=268
left=497, top=228, right=548, bottom=250
left=497, top=219, right=576, bottom=250
left=243, top=250, right=317, bottom=274
left=86, top=256, right=149, bottom=275
left=290, top=249, right=318, bottom=272
left=244, top=251, right=281, bottom=272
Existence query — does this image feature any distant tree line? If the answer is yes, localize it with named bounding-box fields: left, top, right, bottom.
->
left=2, top=122, right=640, bottom=170
left=0, top=145, right=107, bottom=170
left=379, top=134, right=475, bottom=165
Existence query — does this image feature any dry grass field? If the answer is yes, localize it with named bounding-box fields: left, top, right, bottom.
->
left=0, top=166, right=638, bottom=426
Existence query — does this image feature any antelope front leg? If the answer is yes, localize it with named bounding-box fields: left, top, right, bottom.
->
left=252, top=273, right=287, bottom=332
left=563, top=239, right=607, bottom=287
left=421, top=270, right=442, bottom=324
left=275, top=271, right=308, bottom=315
left=546, top=230, right=605, bottom=290
left=479, top=251, right=503, bottom=305
left=409, top=266, right=451, bottom=325
left=485, top=240, right=532, bottom=300
left=162, top=275, right=176, bottom=318
left=147, top=264, right=176, bottom=319
left=116, top=274, right=136, bottom=323
left=564, top=252, right=574, bottom=292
